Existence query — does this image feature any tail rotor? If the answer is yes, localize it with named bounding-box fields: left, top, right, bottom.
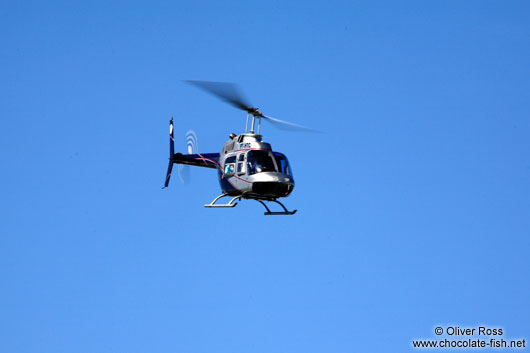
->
left=178, top=130, right=198, bottom=184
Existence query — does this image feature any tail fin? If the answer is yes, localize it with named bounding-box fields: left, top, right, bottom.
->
left=162, top=117, right=175, bottom=188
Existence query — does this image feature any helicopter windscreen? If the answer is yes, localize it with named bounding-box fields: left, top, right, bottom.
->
left=247, top=150, right=276, bottom=175
left=273, top=152, right=292, bottom=176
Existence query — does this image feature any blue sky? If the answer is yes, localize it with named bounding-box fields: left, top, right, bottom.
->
left=1, top=1, right=529, bottom=352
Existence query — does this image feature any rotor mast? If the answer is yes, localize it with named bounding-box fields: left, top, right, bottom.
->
left=246, top=107, right=263, bottom=134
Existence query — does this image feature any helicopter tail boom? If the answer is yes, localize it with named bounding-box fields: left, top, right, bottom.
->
left=171, top=153, right=220, bottom=169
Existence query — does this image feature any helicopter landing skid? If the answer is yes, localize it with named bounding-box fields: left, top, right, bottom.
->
left=255, top=199, right=297, bottom=216
left=204, top=194, right=296, bottom=215
left=204, top=194, right=241, bottom=208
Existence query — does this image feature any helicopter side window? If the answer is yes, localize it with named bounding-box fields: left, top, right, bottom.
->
left=247, top=150, right=277, bottom=175
left=273, top=152, right=292, bottom=176
left=224, top=156, right=236, bottom=176
left=237, top=153, right=245, bottom=175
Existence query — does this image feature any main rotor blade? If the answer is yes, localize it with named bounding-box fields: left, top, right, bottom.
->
left=185, top=80, right=321, bottom=133
left=262, top=115, right=322, bottom=133
left=185, top=80, right=254, bottom=112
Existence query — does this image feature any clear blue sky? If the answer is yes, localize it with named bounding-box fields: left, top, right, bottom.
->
left=1, top=1, right=529, bottom=352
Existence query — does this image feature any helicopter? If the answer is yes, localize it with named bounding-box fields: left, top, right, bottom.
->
left=163, top=81, right=318, bottom=215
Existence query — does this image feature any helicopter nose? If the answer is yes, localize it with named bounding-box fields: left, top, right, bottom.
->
left=252, top=181, right=294, bottom=198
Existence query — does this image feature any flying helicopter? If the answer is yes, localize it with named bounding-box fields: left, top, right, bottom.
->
left=163, top=81, right=319, bottom=215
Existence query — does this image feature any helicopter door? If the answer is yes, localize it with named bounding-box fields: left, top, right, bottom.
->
left=236, top=153, right=245, bottom=175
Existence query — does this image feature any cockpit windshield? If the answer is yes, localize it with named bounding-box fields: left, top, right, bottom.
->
left=247, top=150, right=276, bottom=175
left=273, top=152, right=292, bottom=176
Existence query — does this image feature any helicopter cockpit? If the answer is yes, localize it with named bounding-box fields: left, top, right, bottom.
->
left=224, top=150, right=292, bottom=177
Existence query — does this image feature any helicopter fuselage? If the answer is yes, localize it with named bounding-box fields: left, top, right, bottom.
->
left=217, top=133, right=294, bottom=199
